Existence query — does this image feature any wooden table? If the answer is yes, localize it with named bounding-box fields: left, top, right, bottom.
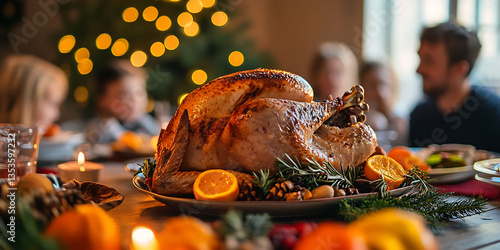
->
left=100, top=161, right=500, bottom=250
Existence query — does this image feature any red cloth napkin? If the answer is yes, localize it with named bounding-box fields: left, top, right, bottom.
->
left=434, top=178, right=500, bottom=200
left=37, top=167, right=58, bottom=175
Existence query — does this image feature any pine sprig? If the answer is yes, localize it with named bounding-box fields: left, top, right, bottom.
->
left=338, top=191, right=487, bottom=228
left=218, top=210, right=272, bottom=241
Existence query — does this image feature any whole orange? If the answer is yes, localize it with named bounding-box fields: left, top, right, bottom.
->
left=294, top=222, right=367, bottom=250
left=158, top=216, right=220, bottom=250
left=44, top=204, right=120, bottom=250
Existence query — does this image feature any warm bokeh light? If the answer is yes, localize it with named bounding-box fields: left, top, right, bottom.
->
left=228, top=51, right=244, bottom=67
left=164, top=35, right=179, bottom=50
left=131, top=226, right=159, bottom=250
left=183, top=22, right=199, bottom=37
left=74, top=47, right=90, bottom=63
left=155, top=15, right=172, bottom=31
left=95, top=33, right=112, bottom=50
left=122, top=7, right=139, bottom=23
left=58, top=35, right=76, bottom=53
left=211, top=11, right=228, bottom=26
left=201, top=0, right=215, bottom=8
left=177, top=93, right=188, bottom=105
left=191, top=69, right=207, bottom=85
left=130, top=50, right=148, bottom=67
left=147, top=97, right=155, bottom=113
left=186, top=0, right=203, bottom=13
left=77, top=58, right=93, bottom=75
left=150, top=135, right=159, bottom=150
left=143, top=6, right=159, bottom=22
left=150, top=42, right=166, bottom=57
left=177, top=12, right=193, bottom=27
left=74, top=86, right=89, bottom=103
left=111, top=38, right=129, bottom=56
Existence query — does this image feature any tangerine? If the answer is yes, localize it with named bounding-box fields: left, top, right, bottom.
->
left=294, top=222, right=367, bottom=250
left=44, top=204, right=120, bottom=250
left=158, top=216, right=220, bottom=250
left=388, top=146, right=431, bottom=172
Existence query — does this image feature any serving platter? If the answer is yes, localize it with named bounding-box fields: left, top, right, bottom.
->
left=132, top=173, right=414, bottom=217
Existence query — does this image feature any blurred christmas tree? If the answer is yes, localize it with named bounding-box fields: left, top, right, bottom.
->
left=55, top=0, right=272, bottom=116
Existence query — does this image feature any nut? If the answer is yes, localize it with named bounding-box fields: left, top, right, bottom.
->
left=334, top=188, right=346, bottom=197
left=311, top=185, right=334, bottom=199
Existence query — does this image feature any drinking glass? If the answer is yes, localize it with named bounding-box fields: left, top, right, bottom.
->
left=0, top=123, right=39, bottom=184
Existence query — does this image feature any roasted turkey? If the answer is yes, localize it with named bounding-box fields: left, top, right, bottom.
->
left=153, top=69, right=377, bottom=196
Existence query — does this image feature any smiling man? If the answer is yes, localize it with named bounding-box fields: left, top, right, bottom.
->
left=409, top=22, right=500, bottom=153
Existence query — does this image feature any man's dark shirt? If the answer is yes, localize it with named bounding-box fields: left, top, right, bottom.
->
left=409, top=86, right=500, bottom=153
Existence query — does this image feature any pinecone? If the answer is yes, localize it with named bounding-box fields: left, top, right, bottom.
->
left=265, top=180, right=309, bottom=201
left=1, top=181, right=89, bottom=228
left=238, top=179, right=261, bottom=201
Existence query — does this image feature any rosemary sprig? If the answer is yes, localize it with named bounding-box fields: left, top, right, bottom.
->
left=403, top=166, right=434, bottom=194
left=275, top=154, right=359, bottom=190
left=135, top=158, right=156, bottom=178
left=218, top=210, right=272, bottom=241
left=370, top=175, right=390, bottom=198
left=252, top=169, right=275, bottom=198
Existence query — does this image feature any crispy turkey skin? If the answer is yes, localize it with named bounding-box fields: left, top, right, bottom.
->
left=153, top=69, right=377, bottom=196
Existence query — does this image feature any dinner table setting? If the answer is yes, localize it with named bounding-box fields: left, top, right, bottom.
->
left=1, top=69, right=500, bottom=250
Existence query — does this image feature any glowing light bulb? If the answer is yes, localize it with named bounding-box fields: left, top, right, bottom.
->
left=178, top=93, right=189, bottom=105
left=74, top=47, right=90, bottom=63
left=122, top=7, right=139, bottom=22
left=186, top=0, right=203, bottom=13
left=95, top=33, right=112, bottom=50
left=74, top=86, right=89, bottom=103
left=228, top=51, right=244, bottom=67
left=143, top=6, right=159, bottom=22
left=155, top=16, right=172, bottom=31
left=183, top=22, right=199, bottom=37
left=164, top=35, right=179, bottom=50
left=130, top=51, right=148, bottom=67
left=201, top=0, right=215, bottom=8
left=177, top=12, right=193, bottom=27
left=150, top=42, right=166, bottom=57
left=111, top=38, right=129, bottom=56
left=77, top=58, right=93, bottom=75
left=191, top=69, right=207, bottom=85
left=58, top=35, right=76, bottom=53
left=211, top=11, right=228, bottom=26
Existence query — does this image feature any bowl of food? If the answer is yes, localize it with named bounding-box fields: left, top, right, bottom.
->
left=38, top=125, right=85, bottom=163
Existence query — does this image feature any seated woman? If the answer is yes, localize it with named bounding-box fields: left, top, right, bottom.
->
left=0, top=54, right=68, bottom=135
left=85, top=60, right=160, bottom=144
left=359, top=61, right=407, bottom=147
left=310, top=42, right=358, bottom=100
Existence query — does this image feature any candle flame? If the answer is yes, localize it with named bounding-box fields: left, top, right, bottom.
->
left=78, top=152, right=85, bottom=172
left=132, top=226, right=158, bottom=250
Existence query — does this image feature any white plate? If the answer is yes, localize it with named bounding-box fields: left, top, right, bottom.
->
left=132, top=173, right=415, bottom=217
left=473, top=158, right=500, bottom=176
left=428, top=166, right=476, bottom=184
left=475, top=173, right=500, bottom=188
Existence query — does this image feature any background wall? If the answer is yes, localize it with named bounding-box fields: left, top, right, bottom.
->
left=236, top=0, right=364, bottom=82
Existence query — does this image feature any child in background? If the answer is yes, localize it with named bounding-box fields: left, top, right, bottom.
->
left=359, top=61, right=407, bottom=147
left=86, top=60, right=159, bottom=144
left=0, top=55, right=68, bottom=135
left=310, top=42, right=358, bottom=101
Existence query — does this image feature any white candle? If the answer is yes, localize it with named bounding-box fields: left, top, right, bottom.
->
left=131, top=226, right=159, bottom=250
left=57, top=152, right=103, bottom=182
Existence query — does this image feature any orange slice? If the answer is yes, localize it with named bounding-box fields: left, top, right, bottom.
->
left=193, top=170, right=239, bottom=201
left=364, top=155, right=406, bottom=190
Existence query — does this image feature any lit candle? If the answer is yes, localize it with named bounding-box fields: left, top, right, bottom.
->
left=131, top=226, right=159, bottom=250
left=57, top=152, right=104, bottom=182
left=78, top=152, right=85, bottom=172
